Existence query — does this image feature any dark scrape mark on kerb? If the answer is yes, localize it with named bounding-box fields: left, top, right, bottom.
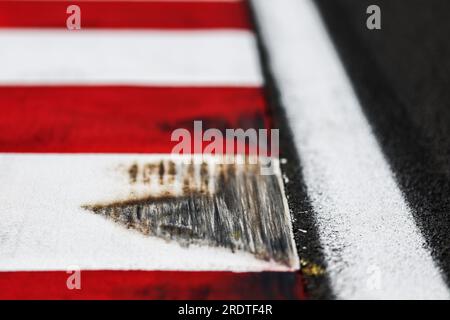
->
left=128, top=163, right=138, bottom=184
left=82, top=159, right=298, bottom=268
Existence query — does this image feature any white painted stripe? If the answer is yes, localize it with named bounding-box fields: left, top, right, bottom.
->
left=252, top=0, right=450, bottom=299
left=0, top=154, right=292, bottom=272
left=0, top=30, right=262, bottom=86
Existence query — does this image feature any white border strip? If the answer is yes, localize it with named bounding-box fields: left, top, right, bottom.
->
left=0, top=30, right=262, bottom=86
left=252, top=0, right=449, bottom=299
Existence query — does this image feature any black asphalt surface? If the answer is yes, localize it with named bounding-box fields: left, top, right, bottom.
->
left=252, top=0, right=450, bottom=298
left=315, top=0, right=450, bottom=289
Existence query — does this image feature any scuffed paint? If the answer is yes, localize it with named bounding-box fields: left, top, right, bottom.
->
left=83, top=155, right=299, bottom=269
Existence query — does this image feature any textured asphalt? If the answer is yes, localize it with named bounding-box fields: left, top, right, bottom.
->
left=252, top=0, right=450, bottom=298
left=315, top=0, right=450, bottom=288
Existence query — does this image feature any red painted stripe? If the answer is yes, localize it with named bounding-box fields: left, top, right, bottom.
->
left=0, top=271, right=305, bottom=300
left=0, top=1, right=251, bottom=29
left=0, top=86, right=268, bottom=153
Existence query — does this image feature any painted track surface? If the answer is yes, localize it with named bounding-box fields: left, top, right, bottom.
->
left=0, top=0, right=303, bottom=300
